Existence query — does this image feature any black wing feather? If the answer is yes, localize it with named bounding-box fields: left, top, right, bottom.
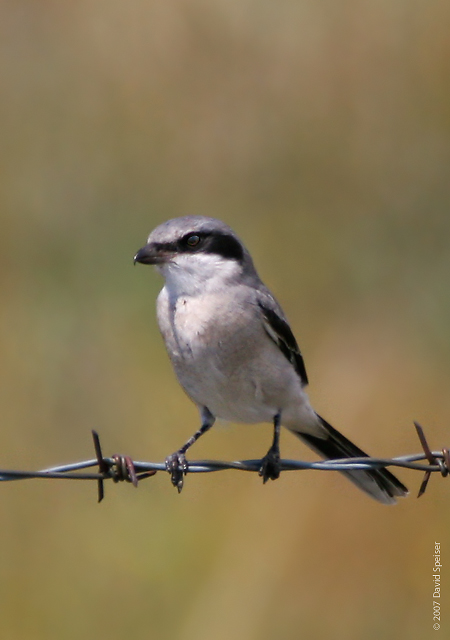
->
left=258, top=301, right=308, bottom=386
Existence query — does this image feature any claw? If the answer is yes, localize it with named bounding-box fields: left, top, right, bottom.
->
left=165, top=452, right=188, bottom=492
left=259, top=449, right=281, bottom=483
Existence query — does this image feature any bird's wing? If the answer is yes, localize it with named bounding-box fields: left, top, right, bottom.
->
left=256, top=292, right=308, bottom=387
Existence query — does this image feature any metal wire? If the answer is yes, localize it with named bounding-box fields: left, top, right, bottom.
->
left=0, top=423, right=447, bottom=501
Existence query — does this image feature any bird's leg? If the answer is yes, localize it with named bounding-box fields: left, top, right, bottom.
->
left=259, top=411, right=282, bottom=483
left=166, top=407, right=215, bottom=493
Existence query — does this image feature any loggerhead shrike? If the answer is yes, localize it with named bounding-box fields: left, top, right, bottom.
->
left=134, top=215, right=408, bottom=503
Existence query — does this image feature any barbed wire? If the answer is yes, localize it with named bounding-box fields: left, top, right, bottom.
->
left=0, top=423, right=447, bottom=502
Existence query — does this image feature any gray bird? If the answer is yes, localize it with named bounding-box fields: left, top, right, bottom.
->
left=134, top=215, right=408, bottom=503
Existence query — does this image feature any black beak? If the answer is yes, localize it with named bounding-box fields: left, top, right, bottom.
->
left=134, top=243, right=166, bottom=265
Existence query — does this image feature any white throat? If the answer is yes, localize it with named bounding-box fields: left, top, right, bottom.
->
left=158, top=253, right=242, bottom=299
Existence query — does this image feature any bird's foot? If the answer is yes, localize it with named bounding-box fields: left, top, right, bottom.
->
left=165, top=451, right=188, bottom=492
left=259, top=447, right=281, bottom=483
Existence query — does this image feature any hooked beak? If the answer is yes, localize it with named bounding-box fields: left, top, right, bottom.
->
left=134, top=243, right=169, bottom=265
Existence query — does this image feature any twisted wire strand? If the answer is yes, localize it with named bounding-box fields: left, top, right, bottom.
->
left=0, top=424, right=447, bottom=501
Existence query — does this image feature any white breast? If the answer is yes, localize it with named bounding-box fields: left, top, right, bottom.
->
left=156, top=284, right=308, bottom=427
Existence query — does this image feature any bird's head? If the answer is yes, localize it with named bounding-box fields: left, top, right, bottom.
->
left=134, top=215, right=257, bottom=296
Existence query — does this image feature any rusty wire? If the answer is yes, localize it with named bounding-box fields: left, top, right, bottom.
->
left=0, top=423, right=447, bottom=502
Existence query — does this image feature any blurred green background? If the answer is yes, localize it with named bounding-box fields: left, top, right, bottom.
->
left=0, top=1, right=449, bottom=638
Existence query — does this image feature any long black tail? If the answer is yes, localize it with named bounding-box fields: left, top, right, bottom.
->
left=293, top=415, right=408, bottom=504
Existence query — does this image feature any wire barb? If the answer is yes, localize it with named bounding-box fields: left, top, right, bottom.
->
left=414, top=422, right=448, bottom=497
left=0, top=423, right=447, bottom=502
left=111, top=454, right=139, bottom=487
left=92, top=430, right=107, bottom=503
left=91, top=430, right=157, bottom=501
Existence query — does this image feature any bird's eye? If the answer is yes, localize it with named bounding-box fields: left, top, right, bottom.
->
left=186, top=234, right=201, bottom=247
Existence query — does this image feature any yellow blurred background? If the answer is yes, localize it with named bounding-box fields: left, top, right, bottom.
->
left=0, top=1, right=449, bottom=638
